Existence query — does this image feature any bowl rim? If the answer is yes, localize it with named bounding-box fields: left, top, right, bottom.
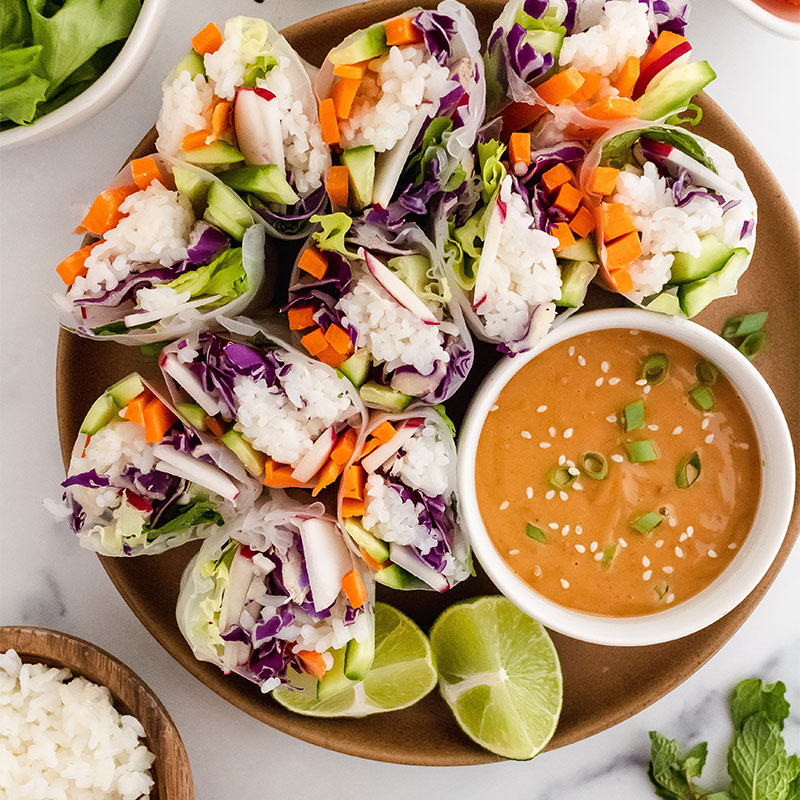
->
left=723, top=0, right=800, bottom=38
left=0, top=0, right=169, bottom=149
left=457, top=307, right=796, bottom=647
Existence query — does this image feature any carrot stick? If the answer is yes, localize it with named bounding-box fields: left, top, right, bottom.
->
left=323, top=323, right=354, bottom=355
left=359, top=437, right=382, bottom=458
left=553, top=182, right=583, bottom=215
left=326, top=165, right=351, bottom=207
left=536, top=68, right=585, bottom=105
left=385, top=16, right=424, bottom=46
left=312, top=458, right=344, bottom=496
left=300, top=327, right=328, bottom=357
left=331, top=428, right=358, bottom=465
left=316, top=346, right=348, bottom=369
left=587, top=166, right=619, bottom=196
left=204, top=416, right=225, bottom=437
left=550, top=222, right=576, bottom=251
left=142, top=397, right=177, bottom=443
left=572, top=71, right=601, bottom=102
left=181, top=130, right=212, bottom=151
left=341, top=497, right=366, bottom=518
left=130, top=157, right=162, bottom=190
left=608, top=267, right=634, bottom=293
left=79, top=185, right=139, bottom=235
left=123, top=393, right=148, bottom=426
left=192, top=23, right=223, bottom=57
left=584, top=97, right=640, bottom=120
left=56, top=241, right=101, bottom=286
left=263, top=459, right=305, bottom=488
left=334, top=61, right=370, bottom=80
left=614, top=56, right=640, bottom=98
left=359, top=546, right=385, bottom=572
left=211, top=101, right=233, bottom=138
left=342, top=464, right=366, bottom=501
left=331, top=78, right=361, bottom=119
left=568, top=205, right=596, bottom=239
left=640, top=31, right=688, bottom=73
left=601, top=203, right=638, bottom=242
left=508, top=131, right=531, bottom=167
left=541, top=163, right=574, bottom=193
left=295, top=650, right=329, bottom=679
left=318, top=98, right=341, bottom=146
left=341, top=569, right=367, bottom=609
left=605, top=231, right=642, bottom=270
left=500, top=102, right=547, bottom=138
left=298, top=247, right=328, bottom=280
left=370, top=421, right=396, bottom=443
left=287, top=305, right=317, bottom=331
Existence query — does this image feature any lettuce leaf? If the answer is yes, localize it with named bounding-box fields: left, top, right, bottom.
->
left=477, top=139, right=507, bottom=203
left=144, top=498, right=224, bottom=540
left=601, top=126, right=717, bottom=173
left=0, top=45, right=48, bottom=124
left=1, top=0, right=32, bottom=45
left=311, top=212, right=354, bottom=256
left=166, top=248, right=247, bottom=307
left=387, top=254, right=451, bottom=305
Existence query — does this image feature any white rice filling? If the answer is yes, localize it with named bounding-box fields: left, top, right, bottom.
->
left=340, top=44, right=452, bottom=152
left=338, top=268, right=457, bottom=375
left=388, top=420, right=453, bottom=498
left=0, top=649, right=155, bottom=800
left=156, top=71, right=215, bottom=157
left=70, top=182, right=193, bottom=299
left=232, top=358, right=357, bottom=467
left=477, top=177, right=562, bottom=342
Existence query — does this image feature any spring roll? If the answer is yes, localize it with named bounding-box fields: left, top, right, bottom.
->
left=338, top=406, right=470, bottom=592
left=176, top=493, right=375, bottom=692
left=158, top=319, right=367, bottom=493
left=580, top=124, right=757, bottom=316
left=314, top=1, right=484, bottom=221
left=284, top=213, right=474, bottom=408
left=53, top=154, right=266, bottom=344
left=156, top=16, right=330, bottom=239
left=54, top=373, right=259, bottom=557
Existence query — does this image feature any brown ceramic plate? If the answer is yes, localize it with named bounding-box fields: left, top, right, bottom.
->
left=0, top=626, right=193, bottom=797
left=55, top=0, right=800, bottom=766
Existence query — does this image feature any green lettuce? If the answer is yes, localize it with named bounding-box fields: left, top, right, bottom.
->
left=195, top=540, right=237, bottom=655
left=387, top=254, right=451, bottom=305
left=0, top=45, right=48, bottom=124
left=601, top=126, right=717, bottom=173
left=166, top=248, right=247, bottom=307
left=143, top=498, right=224, bottom=541
left=311, top=212, right=354, bottom=256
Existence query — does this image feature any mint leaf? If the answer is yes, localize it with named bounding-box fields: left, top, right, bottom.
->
left=601, top=126, right=717, bottom=173
left=731, top=680, right=790, bottom=732
left=648, top=731, right=710, bottom=800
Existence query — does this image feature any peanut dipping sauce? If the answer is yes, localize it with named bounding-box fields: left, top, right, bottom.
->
left=476, top=328, right=762, bottom=617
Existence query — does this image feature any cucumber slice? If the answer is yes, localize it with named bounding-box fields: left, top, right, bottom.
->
left=172, top=165, right=211, bottom=216
left=678, top=248, right=749, bottom=318
left=80, top=394, right=119, bottom=435
left=176, top=402, right=208, bottom=431
left=203, top=182, right=252, bottom=241
left=221, top=430, right=265, bottom=476
left=106, top=374, right=144, bottom=407
left=341, top=146, right=375, bottom=211
left=375, top=563, right=428, bottom=591
left=359, top=381, right=413, bottom=412
left=219, top=164, right=299, bottom=205
left=175, top=49, right=205, bottom=80
left=344, top=627, right=375, bottom=681
left=639, top=61, right=716, bottom=121
left=315, top=647, right=352, bottom=701
left=338, top=349, right=371, bottom=389
left=328, top=24, right=388, bottom=66
left=522, top=29, right=564, bottom=62
left=181, top=140, right=244, bottom=168
left=557, top=260, right=595, bottom=308
left=669, top=235, right=734, bottom=284
left=643, top=292, right=682, bottom=316
left=556, top=237, right=598, bottom=262
left=343, top=519, right=389, bottom=564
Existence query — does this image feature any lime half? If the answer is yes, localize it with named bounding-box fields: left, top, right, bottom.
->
left=272, top=602, right=437, bottom=717
left=430, top=596, right=562, bottom=760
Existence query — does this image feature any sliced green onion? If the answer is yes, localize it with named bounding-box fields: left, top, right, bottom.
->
left=630, top=511, right=665, bottom=535
left=601, top=544, right=617, bottom=569
left=580, top=452, right=608, bottom=480
left=676, top=452, right=702, bottom=488
left=722, top=312, right=767, bottom=340
left=688, top=384, right=715, bottom=412
left=654, top=582, right=670, bottom=600
left=525, top=523, right=547, bottom=543
left=738, top=331, right=766, bottom=360
left=625, top=440, right=659, bottom=463
left=640, top=353, right=669, bottom=385
left=548, top=465, right=577, bottom=491
left=695, top=360, right=719, bottom=386
left=620, top=399, right=645, bottom=432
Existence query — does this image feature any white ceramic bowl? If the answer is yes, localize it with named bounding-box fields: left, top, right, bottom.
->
left=724, top=0, right=800, bottom=38
left=458, top=308, right=795, bottom=646
left=0, top=0, right=168, bottom=150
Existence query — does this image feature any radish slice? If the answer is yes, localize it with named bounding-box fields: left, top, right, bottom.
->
left=389, top=543, right=449, bottom=592
left=123, top=295, right=221, bottom=328
left=361, top=419, right=423, bottom=474
left=219, top=548, right=255, bottom=632
left=633, top=43, right=691, bottom=98
left=471, top=196, right=505, bottom=310
left=360, top=248, right=439, bottom=325
left=291, top=425, right=336, bottom=483
left=234, top=88, right=285, bottom=170
left=153, top=444, right=240, bottom=501
left=160, top=355, right=221, bottom=417
left=298, top=517, right=353, bottom=612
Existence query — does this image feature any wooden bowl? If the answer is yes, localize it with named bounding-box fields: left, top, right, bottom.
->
left=0, top=626, right=193, bottom=798
left=55, top=0, right=800, bottom=766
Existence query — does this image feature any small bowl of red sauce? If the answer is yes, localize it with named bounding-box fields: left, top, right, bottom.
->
left=724, top=0, right=800, bottom=38
left=458, top=308, right=795, bottom=646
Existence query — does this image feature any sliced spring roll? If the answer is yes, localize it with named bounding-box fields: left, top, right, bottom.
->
left=485, top=0, right=713, bottom=143
left=314, top=1, right=484, bottom=220
left=580, top=124, right=757, bottom=316
left=338, top=405, right=470, bottom=592
left=159, top=319, right=367, bottom=493
left=156, top=16, right=330, bottom=239
left=55, top=373, right=259, bottom=557
left=53, top=154, right=266, bottom=344
left=177, top=494, right=375, bottom=692
left=285, top=213, right=474, bottom=409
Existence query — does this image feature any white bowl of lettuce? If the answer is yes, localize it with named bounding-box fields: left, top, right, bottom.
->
left=0, top=0, right=168, bottom=149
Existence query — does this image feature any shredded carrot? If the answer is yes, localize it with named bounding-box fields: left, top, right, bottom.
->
left=370, top=421, right=396, bottom=443
left=181, top=130, right=212, bottom=151
left=326, top=165, right=351, bottom=207
left=130, top=157, right=162, bottom=190
left=343, top=464, right=366, bottom=501
left=541, top=163, right=573, bottom=193
left=601, top=203, right=638, bottom=243
left=334, top=61, right=370, bottom=79
left=56, top=241, right=101, bottom=286
left=205, top=416, right=224, bottom=437
left=331, top=428, right=358, bottom=466
left=331, top=77, right=361, bottom=119
left=640, top=31, right=688, bottom=73
left=605, top=231, right=642, bottom=270
left=295, top=650, right=328, bottom=680
left=142, top=397, right=177, bottom=444
left=614, top=56, right=640, bottom=98
left=211, top=101, right=233, bottom=138
left=323, top=323, right=354, bottom=356
left=385, top=16, right=424, bottom=46
left=587, top=166, right=619, bottom=196
left=123, top=394, right=148, bottom=426
left=318, top=98, right=341, bottom=146
left=584, top=97, right=640, bottom=120
left=79, top=184, right=139, bottom=235
left=263, top=459, right=305, bottom=488
left=508, top=131, right=531, bottom=166
left=287, top=304, right=317, bottom=331
left=553, top=183, right=583, bottom=215
left=300, top=328, right=328, bottom=357
left=536, top=68, right=585, bottom=105
left=572, top=71, right=601, bottom=102
left=359, top=546, right=385, bottom=572
left=341, top=497, right=366, bottom=517
left=608, top=267, right=634, bottom=293
left=192, top=23, right=223, bottom=57
left=341, top=569, right=367, bottom=609
left=312, top=458, right=344, bottom=496
left=551, top=222, right=576, bottom=251
left=500, top=102, right=547, bottom=138
left=568, top=205, right=596, bottom=239
left=298, top=247, right=328, bottom=280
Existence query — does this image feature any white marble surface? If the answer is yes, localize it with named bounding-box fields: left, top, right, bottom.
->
left=1, top=1, right=798, bottom=797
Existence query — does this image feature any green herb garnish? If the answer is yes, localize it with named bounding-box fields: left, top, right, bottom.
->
left=626, top=440, right=659, bottom=463
left=722, top=312, right=768, bottom=340
left=640, top=353, right=669, bottom=385
left=525, top=523, right=547, bottom=543
left=580, top=452, right=608, bottom=480
left=600, top=544, right=617, bottom=569
left=688, top=384, right=715, bottom=412
left=738, top=330, right=766, bottom=360
left=695, top=361, right=719, bottom=386
left=621, top=399, right=645, bottom=432
left=548, top=465, right=576, bottom=491
left=630, top=512, right=665, bottom=535
left=676, top=452, right=702, bottom=489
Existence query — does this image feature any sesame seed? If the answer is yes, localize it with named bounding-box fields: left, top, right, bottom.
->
left=559, top=490, right=569, bottom=501
left=537, top=405, right=548, bottom=413
left=708, top=549, right=718, bottom=559
left=548, top=426, right=556, bottom=438
left=578, top=355, right=586, bottom=366
left=642, top=570, right=652, bottom=581
left=545, top=489, right=555, bottom=500
left=565, top=459, right=575, bottom=467
left=539, top=442, right=551, bottom=449
left=666, top=592, right=675, bottom=604
left=601, top=361, right=610, bottom=373
left=594, top=552, right=604, bottom=561
left=611, top=454, right=624, bottom=463
left=500, top=501, right=509, bottom=511
left=509, top=549, right=520, bottom=556
left=490, top=404, right=499, bottom=412
left=686, top=525, right=694, bottom=535
left=573, top=481, right=584, bottom=491
left=534, top=565, right=542, bottom=577
left=648, top=424, right=659, bottom=431
left=642, top=556, right=650, bottom=568
left=608, top=377, right=620, bottom=386
left=560, top=578, right=570, bottom=589
left=728, top=542, right=738, bottom=550
left=521, top=430, right=532, bottom=439
left=701, top=418, right=710, bottom=430
left=567, top=467, right=580, bottom=477
left=668, top=517, right=678, bottom=528
left=595, top=377, right=604, bottom=387
left=629, top=330, right=640, bottom=336
left=590, top=541, right=598, bottom=552
left=655, top=539, right=664, bottom=548
left=606, top=414, right=618, bottom=423
left=575, top=544, right=586, bottom=553
left=563, top=428, right=574, bottom=439
left=618, top=538, right=628, bottom=548
left=558, top=454, right=566, bottom=465
left=675, top=546, right=685, bottom=558
left=705, top=434, right=715, bottom=444
left=575, top=525, right=583, bottom=535
left=548, top=522, right=559, bottom=530
left=643, top=385, right=651, bottom=395
left=679, top=532, right=688, bottom=542
left=526, top=486, right=533, bottom=499
left=672, top=426, right=683, bottom=435
left=662, top=566, right=674, bottom=574
left=635, top=378, right=647, bottom=386
left=562, top=525, right=571, bottom=535
left=739, top=443, right=750, bottom=450
left=568, top=346, right=575, bottom=357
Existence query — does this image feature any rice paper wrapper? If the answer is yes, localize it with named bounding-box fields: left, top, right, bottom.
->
left=156, top=17, right=331, bottom=240
left=580, top=124, right=757, bottom=316
left=338, top=405, right=471, bottom=592
left=55, top=154, right=268, bottom=345
left=286, top=216, right=475, bottom=406
left=176, top=492, right=375, bottom=692
left=60, top=374, right=260, bottom=558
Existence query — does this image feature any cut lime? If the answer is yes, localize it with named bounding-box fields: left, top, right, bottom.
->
left=272, top=603, right=437, bottom=717
left=430, top=596, right=562, bottom=760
